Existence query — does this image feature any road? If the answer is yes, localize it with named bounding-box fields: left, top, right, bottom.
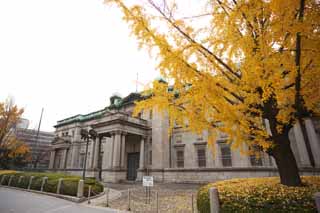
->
left=0, top=187, right=121, bottom=213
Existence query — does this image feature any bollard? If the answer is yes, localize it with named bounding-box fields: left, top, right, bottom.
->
left=315, top=192, right=320, bottom=212
left=1, top=175, right=7, bottom=185
left=191, top=194, right=194, bottom=213
left=88, top=185, right=92, bottom=204
left=8, top=175, right=13, bottom=186
left=56, top=178, right=63, bottom=194
left=28, top=176, right=34, bottom=190
left=40, top=177, right=48, bottom=192
left=127, top=189, right=131, bottom=211
left=77, top=179, right=84, bottom=198
left=156, top=191, right=159, bottom=213
left=106, top=188, right=109, bottom=207
left=18, top=176, right=23, bottom=185
left=209, top=187, right=220, bottom=213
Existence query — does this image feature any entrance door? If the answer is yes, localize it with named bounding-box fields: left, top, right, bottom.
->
left=127, top=153, right=140, bottom=181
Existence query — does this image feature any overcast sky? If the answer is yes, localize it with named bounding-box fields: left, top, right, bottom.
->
left=0, top=0, right=159, bottom=132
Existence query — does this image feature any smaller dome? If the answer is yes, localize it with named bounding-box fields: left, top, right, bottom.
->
left=110, top=92, right=122, bottom=106
left=111, top=92, right=122, bottom=98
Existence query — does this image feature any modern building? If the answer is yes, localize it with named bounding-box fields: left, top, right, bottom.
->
left=15, top=128, right=55, bottom=168
left=49, top=92, right=320, bottom=183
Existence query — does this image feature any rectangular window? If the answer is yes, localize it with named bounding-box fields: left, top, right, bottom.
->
left=176, top=150, right=184, bottom=168
left=249, top=146, right=263, bottom=166
left=149, top=109, right=153, bottom=120
left=197, top=148, right=206, bottom=167
left=250, top=155, right=263, bottom=166
left=220, top=144, right=232, bottom=167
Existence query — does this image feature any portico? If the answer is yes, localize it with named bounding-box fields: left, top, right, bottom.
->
left=90, top=112, right=150, bottom=182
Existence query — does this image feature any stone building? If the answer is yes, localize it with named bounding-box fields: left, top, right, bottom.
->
left=49, top=92, right=320, bottom=183
left=15, top=128, right=54, bottom=168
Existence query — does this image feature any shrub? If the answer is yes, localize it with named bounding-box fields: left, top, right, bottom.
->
left=1, top=175, right=9, bottom=185
left=60, top=178, right=79, bottom=196
left=18, top=176, right=30, bottom=189
left=43, top=178, right=58, bottom=193
left=0, top=171, right=103, bottom=198
left=197, top=176, right=320, bottom=213
left=84, top=178, right=104, bottom=197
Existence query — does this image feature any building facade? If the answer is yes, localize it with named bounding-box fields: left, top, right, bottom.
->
left=49, top=93, right=320, bottom=183
left=15, top=128, right=54, bottom=168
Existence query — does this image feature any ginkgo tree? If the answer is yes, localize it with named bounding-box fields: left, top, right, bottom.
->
left=0, top=98, right=30, bottom=169
left=106, top=0, right=320, bottom=186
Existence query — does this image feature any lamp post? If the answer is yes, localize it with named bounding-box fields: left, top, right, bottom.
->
left=80, top=128, right=98, bottom=180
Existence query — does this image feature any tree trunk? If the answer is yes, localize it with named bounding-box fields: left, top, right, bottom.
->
left=271, top=133, right=302, bottom=186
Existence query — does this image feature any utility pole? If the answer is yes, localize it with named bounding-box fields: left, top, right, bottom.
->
left=33, top=108, right=44, bottom=168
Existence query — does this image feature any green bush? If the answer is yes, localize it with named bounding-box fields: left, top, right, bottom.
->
left=197, top=176, right=320, bottom=213
left=0, top=171, right=103, bottom=198
left=18, top=176, right=30, bottom=189
left=60, top=178, right=78, bottom=196
left=43, top=178, right=58, bottom=194
left=1, top=175, right=9, bottom=185
left=9, top=175, right=19, bottom=187
left=30, top=176, right=43, bottom=191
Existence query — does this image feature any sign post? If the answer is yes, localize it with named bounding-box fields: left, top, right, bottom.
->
left=143, top=176, right=154, bottom=204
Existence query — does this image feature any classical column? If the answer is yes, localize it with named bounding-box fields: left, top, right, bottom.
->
left=293, top=122, right=312, bottom=167
left=120, top=133, right=126, bottom=168
left=70, top=128, right=80, bottom=169
left=93, top=137, right=101, bottom=169
left=305, top=118, right=320, bottom=167
left=139, top=136, right=145, bottom=169
left=49, top=150, right=56, bottom=169
left=61, top=149, right=68, bottom=169
left=89, top=138, right=96, bottom=169
left=70, top=144, right=79, bottom=169
left=109, top=133, right=115, bottom=168
left=112, top=131, right=121, bottom=168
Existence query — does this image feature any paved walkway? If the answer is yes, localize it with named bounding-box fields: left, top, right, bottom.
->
left=89, top=182, right=203, bottom=212
left=0, top=187, right=122, bottom=213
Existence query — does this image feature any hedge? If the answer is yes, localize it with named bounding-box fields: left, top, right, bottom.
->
left=197, top=176, right=320, bottom=213
left=0, top=171, right=103, bottom=197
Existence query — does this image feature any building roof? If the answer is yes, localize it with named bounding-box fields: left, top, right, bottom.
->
left=54, top=92, right=143, bottom=128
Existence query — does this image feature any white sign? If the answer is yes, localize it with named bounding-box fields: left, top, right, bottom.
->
left=143, top=176, right=154, bottom=187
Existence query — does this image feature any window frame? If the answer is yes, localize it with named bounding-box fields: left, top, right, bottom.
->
left=220, top=143, right=232, bottom=167
left=196, top=146, right=207, bottom=168
left=175, top=148, right=185, bottom=168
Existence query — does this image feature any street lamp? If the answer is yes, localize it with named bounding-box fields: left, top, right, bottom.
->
left=80, top=128, right=98, bottom=180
